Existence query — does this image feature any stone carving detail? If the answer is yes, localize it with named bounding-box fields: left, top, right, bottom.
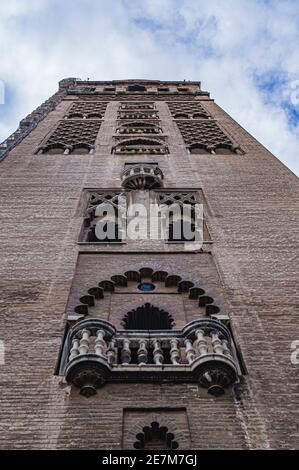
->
left=72, top=267, right=221, bottom=330
left=167, top=101, right=209, bottom=119
left=39, top=120, right=102, bottom=154
left=0, top=77, right=77, bottom=162
left=176, top=120, right=240, bottom=153
left=66, top=101, right=108, bottom=119
left=121, top=164, right=164, bottom=189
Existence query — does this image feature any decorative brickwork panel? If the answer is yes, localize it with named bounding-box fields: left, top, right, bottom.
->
left=176, top=120, right=234, bottom=150
left=167, top=101, right=209, bottom=119
left=42, top=120, right=102, bottom=152
left=67, top=101, right=108, bottom=118
left=157, top=191, right=198, bottom=207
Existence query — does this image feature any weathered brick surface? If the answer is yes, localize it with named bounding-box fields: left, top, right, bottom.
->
left=0, top=80, right=298, bottom=449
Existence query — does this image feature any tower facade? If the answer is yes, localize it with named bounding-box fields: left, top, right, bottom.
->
left=0, top=79, right=298, bottom=450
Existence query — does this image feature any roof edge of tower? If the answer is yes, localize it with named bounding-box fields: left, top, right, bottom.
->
left=60, top=78, right=202, bottom=89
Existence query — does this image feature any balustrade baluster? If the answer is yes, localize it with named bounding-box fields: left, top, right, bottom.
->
left=107, top=339, right=117, bottom=365
left=184, top=338, right=195, bottom=364
left=211, top=330, right=224, bottom=355
left=137, top=339, right=148, bottom=365
left=69, top=337, right=79, bottom=361
left=194, top=329, right=208, bottom=356
left=121, top=338, right=131, bottom=364
left=95, top=329, right=106, bottom=358
left=170, top=338, right=181, bottom=365
left=221, top=339, right=232, bottom=357
left=79, top=329, right=90, bottom=355
left=152, top=339, right=164, bottom=365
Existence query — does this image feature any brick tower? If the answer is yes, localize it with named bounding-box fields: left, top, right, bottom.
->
left=0, top=79, right=298, bottom=450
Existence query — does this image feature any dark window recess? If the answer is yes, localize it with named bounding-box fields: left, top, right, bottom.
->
left=134, top=422, right=179, bottom=450
left=189, top=145, right=210, bottom=155
left=87, top=221, right=121, bottom=243
left=168, top=220, right=198, bottom=242
left=122, top=303, right=174, bottom=330
left=80, top=192, right=123, bottom=244
left=127, top=84, right=146, bottom=92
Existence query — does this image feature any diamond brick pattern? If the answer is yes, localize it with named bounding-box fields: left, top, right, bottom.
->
left=45, top=120, right=102, bottom=147
left=67, top=101, right=108, bottom=117
left=167, top=101, right=209, bottom=118
left=176, top=120, right=233, bottom=148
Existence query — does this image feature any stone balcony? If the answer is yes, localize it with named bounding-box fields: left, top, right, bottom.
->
left=121, top=164, right=164, bottom=189
left=62, top=318, right=239, bottom=398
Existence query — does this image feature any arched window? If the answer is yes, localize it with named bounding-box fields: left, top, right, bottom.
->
left=174, top=113, right=189, bottom=119
left=67, top=113, right=84, bottom=119
left=86, top=113, right=102, bottom=119
left=192, top=112, right=208, bottom=119
left=42, top=143, right=66, bottom=154
left=134, top=422, right=179, bottom=450
left=72, top=143, right=92, bottom=154
left=189, top=143, right=210, bottom=154
left=214, top=144, right=236, bottom=155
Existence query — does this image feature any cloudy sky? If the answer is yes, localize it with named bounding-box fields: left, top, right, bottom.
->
left=0, top=0, right=299, bottom=175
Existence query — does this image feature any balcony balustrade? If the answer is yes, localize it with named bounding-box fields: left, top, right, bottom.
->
left=63, top=318, right=239, bottom=398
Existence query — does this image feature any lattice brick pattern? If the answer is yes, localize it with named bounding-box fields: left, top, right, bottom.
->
left=157, top=191, right=197, bottom=206
left=167, top=101, right=209, bottom=118
left=176, top=120, right=233, bottom=147
left=86, top=191, right=122, bottom=214
left=67, top=101, right=108, bottom=116
left=45, top=120, right=102, bottom=147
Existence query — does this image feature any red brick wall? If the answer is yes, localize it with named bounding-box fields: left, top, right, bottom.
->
left=0, top=84, right=298, bottom=449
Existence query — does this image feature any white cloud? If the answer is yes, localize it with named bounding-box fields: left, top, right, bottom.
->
left=0, top=0, right=298, bottom=175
